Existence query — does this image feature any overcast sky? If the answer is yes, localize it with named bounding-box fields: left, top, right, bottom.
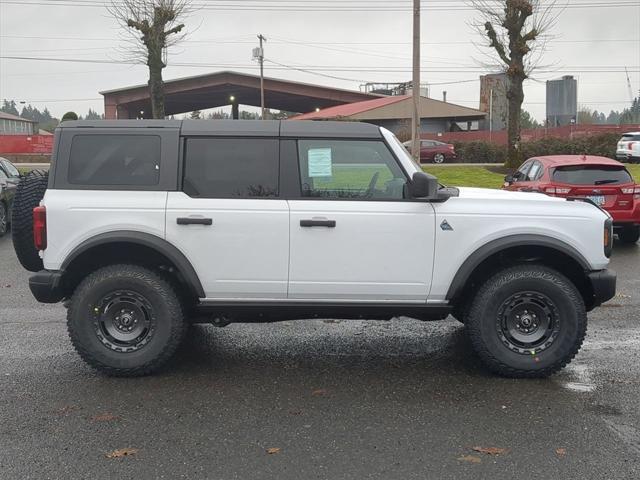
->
left=0, top=0, right=639, bottom=121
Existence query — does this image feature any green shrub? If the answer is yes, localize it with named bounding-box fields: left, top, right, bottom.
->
left=453, top=133, right=621, bottom=165
left=452, top=141, right=507, bottom=164
left=61, top=111, right=78, bottom=121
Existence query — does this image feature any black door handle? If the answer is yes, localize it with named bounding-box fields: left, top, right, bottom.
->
left=300, top=219, right=336, bottom=228
left=177, top=217, right=213, bottom=226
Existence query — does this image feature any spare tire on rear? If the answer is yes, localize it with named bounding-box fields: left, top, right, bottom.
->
left=12, top=169, right=49, bottom=272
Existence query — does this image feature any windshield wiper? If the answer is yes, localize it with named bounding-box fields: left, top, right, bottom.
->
left=594, top=179, right=619, bottom=185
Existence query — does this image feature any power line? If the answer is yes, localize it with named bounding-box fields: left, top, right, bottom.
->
left=1, top=0, right=638, bottom=10
left=2, top=55, right=639, bottom=74
left=2, top=34, right=639, bottom=45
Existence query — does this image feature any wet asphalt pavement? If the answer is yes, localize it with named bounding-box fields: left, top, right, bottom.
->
left=0, top=233, right=639, bottom=479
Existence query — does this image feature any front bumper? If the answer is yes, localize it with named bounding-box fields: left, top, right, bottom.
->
left=587, top=269, right=617, bottom=309
left=29, top=270, right=65, bottom=303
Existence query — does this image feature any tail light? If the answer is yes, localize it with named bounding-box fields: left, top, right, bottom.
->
left=33, top=206, right=47, bottom=251
left=545, top=187, right=572, bottom=196
left=624, top=186, right=640, bottom=199
left=604, top=218, right=613, bottom=258
left=629, top=142, right=636, bottom=150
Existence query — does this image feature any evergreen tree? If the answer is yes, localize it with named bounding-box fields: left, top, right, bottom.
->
left=1, top=100, right=20, bottom=116
left=85, top=108, right=101, bottom=120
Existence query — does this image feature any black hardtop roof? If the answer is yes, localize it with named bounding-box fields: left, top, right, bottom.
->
left=57, top=119, right=382, bottom=138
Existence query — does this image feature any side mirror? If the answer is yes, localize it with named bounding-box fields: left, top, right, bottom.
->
left=408, top=171, right=439, bottom=199
left=504, top=174, right=515, bottom=184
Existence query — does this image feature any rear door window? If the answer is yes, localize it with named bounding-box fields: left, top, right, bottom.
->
left=552, top=166, right=633, bottom=185
left=183, top=138, right=279, bottom=198
left=68, top=135, right=161, bottom=185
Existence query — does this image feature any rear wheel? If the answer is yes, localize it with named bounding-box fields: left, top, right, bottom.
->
left=618, top=226, right=640, bottom=244
left=433, top=153, right=446, bottom=164
left=67, top=264, right=186, bottom=376
left=466, top=264, right=586, bottom=378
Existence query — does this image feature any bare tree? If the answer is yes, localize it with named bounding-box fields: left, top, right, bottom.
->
left=109, top=0, right=190, bottom=119
left=470, top=0, right=559, bottom=167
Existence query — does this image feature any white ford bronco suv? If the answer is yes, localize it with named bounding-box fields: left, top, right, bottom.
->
left=12, top=120, right=616, bottom=378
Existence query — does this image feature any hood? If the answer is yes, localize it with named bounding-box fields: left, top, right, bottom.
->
left=456, top=187, right=564, bottom=203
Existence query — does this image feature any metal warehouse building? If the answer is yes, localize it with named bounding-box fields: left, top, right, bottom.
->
left=291, top=95, right=487, bottom=137
left=100, top=71, right=383, bottom=120
left=0, top=112, right=37, bottom=135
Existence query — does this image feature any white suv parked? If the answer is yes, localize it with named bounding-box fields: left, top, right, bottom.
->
left=616, top=132, right=640, bottom=163
left=13, top=120, right=616, bottom=378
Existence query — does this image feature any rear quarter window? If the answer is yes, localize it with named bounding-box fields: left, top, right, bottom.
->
left=68, top=135, right=161, bottom=186
left=621, top=135, right=640, bottom=141
left=552, top=165, right=633, bottom=185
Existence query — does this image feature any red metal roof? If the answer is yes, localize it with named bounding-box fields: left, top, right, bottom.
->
left=535, top=155, right=624, bottom=167
left=291, top=95, right=408, bottom=120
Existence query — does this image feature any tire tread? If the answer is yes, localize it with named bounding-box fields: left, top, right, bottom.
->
left=466, top=264, right=587, bottom=378
left=67, top=264, right=185, bottom=377
left=11, top=169, right=48, bottom=272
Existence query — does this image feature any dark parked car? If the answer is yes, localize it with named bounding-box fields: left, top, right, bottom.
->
left=0, top=157, right=21, bottom=236
left=403, top=139, right=457, bottom=164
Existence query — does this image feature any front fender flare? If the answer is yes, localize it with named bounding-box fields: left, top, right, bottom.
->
left=445, top=234, right=591, bottom=301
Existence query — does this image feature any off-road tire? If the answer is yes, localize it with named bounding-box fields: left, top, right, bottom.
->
left=451, top=301, right=470, bottom=324
left=67, top=264, right=185, bottom=377
left=619, top=226, right=640, bottom=244
left=0, top=201, right=7, bottom=237
left=466, top=264, right=587, bottom=378
left=11, top=169, right=48, bottom=272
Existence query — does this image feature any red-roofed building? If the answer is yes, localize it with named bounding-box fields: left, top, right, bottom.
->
left=291, top=95, right=487, bottom=138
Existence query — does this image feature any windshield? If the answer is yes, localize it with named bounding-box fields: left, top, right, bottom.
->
left=380, top=128, right=422, bottom=173
left=552, top=165, right=633, bottom=185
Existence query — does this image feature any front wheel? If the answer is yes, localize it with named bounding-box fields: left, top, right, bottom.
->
left=618, top=226, right=640, bottom=244
left=433, top=153, right=446, bottom=164
left=67, top=264, right=185, bottom=376
left=466, top=265, right=586, bottom=378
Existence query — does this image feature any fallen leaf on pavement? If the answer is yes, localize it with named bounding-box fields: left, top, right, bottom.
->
left=457, top=455, right=482, bottom=464
left=311, top=389, right=329, bottom=397
left=266, top=448, right=281, bottom=455
left=106, top=448, right=138, bottom=459
left=91, top=413, right=120, bottom=422
left=556, top=448, right=567, bottom=457
left=472, top=446, right=508, bottom=456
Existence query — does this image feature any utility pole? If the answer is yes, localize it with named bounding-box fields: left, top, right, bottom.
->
left=411, top=0, right=421, bottom=162
left=257, top=34, right=267, bottom=120
left=489, top=88, right=494, bottom=143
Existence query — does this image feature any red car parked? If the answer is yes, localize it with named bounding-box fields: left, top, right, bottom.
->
left=403, top=139, right=457, bottom=164
left=503, top=155, right=640, bottom=244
